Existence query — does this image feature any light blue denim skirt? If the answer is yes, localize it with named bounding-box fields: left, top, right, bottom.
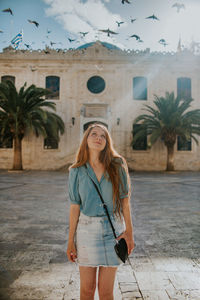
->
left=75, top=212, right=126, bottom=267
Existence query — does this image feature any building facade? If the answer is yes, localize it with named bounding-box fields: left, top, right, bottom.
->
left=0, top=41, right=200, bottom=170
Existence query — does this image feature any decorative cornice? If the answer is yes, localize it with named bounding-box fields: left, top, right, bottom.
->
left=0, top=41, right=198, bottom=61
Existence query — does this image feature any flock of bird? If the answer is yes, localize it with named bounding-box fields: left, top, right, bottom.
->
left=121, top=0, right=185, bottom=13
left=1, top=1, right=186, bottom=50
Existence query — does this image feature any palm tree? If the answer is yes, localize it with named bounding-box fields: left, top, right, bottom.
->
left=0, top=80, right=65, bottom=170
left=131, top=92, right=200, bottom=171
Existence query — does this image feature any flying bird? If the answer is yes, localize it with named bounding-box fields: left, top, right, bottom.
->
left=95, top=65, right=104, bottom=71
left=130, top=17, right=137, bottom=23
left=25, top=42, right=34, bottom=49
left=116, top=21, right=124, bottom=27
left=146, top=14, right=159, bottom=21
left=121, top=0, right=131, bottom=4
left=30, top=66, right=37, bottom=72
left=159, top=39, right=166, bottom=44
left=2, top=8, right=13, bottom=15
left=159, top=39, right=168, bottom=46
left=24, top=44, right=30, bottom=49
left=0, top=30, right=4, bottom=33
left=28, top=20, right=39, bottom=27
left=130, top=34, right=140, bottom=40
left=79, top=32, right=89, bottom=37
left=99, top=28, right=118, bottom=37
left=172, top=3, right=185, bottom=13
left=68, top=38, right=76, bottom=43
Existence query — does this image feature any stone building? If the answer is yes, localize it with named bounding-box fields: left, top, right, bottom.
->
left=0, top=41, right=200, bottom=170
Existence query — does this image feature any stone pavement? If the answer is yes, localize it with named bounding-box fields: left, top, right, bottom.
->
left=0, top=169, right=200, bottom=300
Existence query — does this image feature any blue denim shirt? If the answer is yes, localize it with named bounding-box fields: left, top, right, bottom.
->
left=68, top=159, right=129, bottom=217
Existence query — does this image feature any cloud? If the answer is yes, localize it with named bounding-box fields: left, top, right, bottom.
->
left=42, top=0, right=200, bottom=52
left=43, top=0, right=125, bottom=45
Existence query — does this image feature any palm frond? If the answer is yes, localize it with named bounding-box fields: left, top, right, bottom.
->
left=132, top=91, right=200, bottom=149
left=0, top=81, right=65, bottom=141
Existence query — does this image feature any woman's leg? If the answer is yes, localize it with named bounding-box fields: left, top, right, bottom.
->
left=98, top=266, right=118, bottom=300
left=79, top=266, right=97, bottom=300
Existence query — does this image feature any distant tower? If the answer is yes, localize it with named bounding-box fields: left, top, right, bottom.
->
left=177, top=36, right=182, bottom=52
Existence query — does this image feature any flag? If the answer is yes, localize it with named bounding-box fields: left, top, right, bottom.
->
left=11, top=31, right=23, bottom=49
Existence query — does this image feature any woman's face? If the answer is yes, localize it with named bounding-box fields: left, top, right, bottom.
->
left=87, top=127, right=107, bottom=152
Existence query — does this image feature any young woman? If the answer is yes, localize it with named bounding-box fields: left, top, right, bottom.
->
left=66, top=123, right=135, bottom=300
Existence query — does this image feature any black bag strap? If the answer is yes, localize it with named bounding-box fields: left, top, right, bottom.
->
left=84, top=165, right=117, bottom=239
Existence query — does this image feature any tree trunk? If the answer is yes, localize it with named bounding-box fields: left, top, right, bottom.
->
left=13, top=136, right=23, bottom=170
left=166, top=144, right=175, bottom=171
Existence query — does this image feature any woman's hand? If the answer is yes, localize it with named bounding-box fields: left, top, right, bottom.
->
left=117, top=231, right=135, bottom=255
left=66, top=241, right=77, bottom=262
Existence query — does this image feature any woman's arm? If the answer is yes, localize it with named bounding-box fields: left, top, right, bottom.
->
left=120, top=197, right=135, bottom=255
left=66, top=204, right=80, bottom=262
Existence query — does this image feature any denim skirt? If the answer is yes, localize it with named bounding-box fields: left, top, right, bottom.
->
left=75, top=212, right=126, bottom=267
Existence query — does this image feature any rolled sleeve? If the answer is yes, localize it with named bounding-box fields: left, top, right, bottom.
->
left=119, top=160, right=130, bottom=199
left=68, top=167, right=81, bottom=205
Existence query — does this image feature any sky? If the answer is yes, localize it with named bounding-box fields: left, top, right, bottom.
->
left=0, top=0, right=200, bottom=53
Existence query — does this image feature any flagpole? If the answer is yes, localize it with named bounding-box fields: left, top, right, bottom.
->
left=20, top=29, right=23, bottom=49
left=10, top=19, right=14, bottom=47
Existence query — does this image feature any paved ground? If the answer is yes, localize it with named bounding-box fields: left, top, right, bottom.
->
left=0, top=169, right=200, bottom=300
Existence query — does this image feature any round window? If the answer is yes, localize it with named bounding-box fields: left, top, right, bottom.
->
left=87, top=76, right=105, bottom=94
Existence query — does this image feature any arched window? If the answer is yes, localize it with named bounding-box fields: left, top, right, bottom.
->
left=177, top=77, right=191, bottom=99
left=132, top=124, right=147, bottom=150
left=0, top=130, right=13, bottom=149
left=44, top=137, right=58, bottom=149
left=0, top=77, right=14, bottom=148
left=45, top=76, right=60, bottom=99
left=177, top=136, right=191, bottom=151
left=1, top=75, right=15, bottom=84
left=133, top=77, right=147, bottom=100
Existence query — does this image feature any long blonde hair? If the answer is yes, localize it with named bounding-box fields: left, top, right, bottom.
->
left=69, top=123, right=130, bottom=217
